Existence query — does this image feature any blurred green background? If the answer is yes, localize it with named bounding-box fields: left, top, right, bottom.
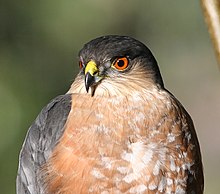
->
left=0, top=0, right=219, bottom=193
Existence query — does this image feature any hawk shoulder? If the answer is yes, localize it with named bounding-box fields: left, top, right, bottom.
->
left=16, top=94, right=72, bottom=194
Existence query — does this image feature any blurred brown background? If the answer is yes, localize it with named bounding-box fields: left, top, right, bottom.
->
left=0, top=0, right=219, bottom=193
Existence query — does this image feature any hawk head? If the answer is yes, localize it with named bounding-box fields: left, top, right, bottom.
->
left=72, top=35, right=164, bottom=96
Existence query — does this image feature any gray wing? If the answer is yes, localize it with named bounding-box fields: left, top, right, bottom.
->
left=16, top=94, right=72, bottom=194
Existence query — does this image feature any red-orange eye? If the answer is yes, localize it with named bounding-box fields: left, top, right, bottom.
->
left=79, top=61, right=83, bottom=69
left=113, top=57, right=129, bottom=71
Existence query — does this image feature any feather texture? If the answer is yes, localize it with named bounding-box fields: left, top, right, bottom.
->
left=16, top=95, right=71, bottom=194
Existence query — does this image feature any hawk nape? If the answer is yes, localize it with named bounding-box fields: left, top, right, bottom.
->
left=17, top=35, right=204, bottom=194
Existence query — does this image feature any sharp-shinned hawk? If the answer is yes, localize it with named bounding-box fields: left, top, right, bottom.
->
left=16, top=35, right=204, bottom=194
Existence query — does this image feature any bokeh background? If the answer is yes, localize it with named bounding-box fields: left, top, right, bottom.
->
left=0, top=0, right=219, bottom=193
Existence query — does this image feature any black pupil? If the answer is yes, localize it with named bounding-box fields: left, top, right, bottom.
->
left=117, top=59, right=124, bottom=67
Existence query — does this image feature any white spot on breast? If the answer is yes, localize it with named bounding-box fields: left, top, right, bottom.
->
left=91, top=168, right=106, bottom=179
left=183, top=152, right=187, bottom=158
left=96, top=113, right=104, bottom=119
left=117, top=166, right=129, bottom=174
left=142, top=150, right=154, bottom=166
left=148, top=182, right=157, bottom=190
left=176, top=186, right=186, bottom=194
left=182, top=162, right=193, bottom=172
left=101, top=157, right=112, bottom=169
left=121, top=142, right=154, bottom=175
left=123, top=173, right=137, bottom=183
left=167, top=178, right=173, bottom=186
left=185, top=132, right=191, bottom=143
left=167, top=133, right=176, bottom=143
left=121, top=152, right=133, bottom=162
left=157, top=122, right=162, bottom=127
left=129, top=184, right=148, bottom=193
left=158, top=176, right=166, bottom=192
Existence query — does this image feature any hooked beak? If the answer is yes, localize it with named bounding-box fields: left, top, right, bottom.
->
left=84, top=61, right=99, bottom=93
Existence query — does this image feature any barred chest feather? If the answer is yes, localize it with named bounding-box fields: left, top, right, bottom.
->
left=42, top=90, right=198, bottom=194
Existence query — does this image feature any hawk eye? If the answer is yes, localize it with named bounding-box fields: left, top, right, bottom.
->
left=79, top=61, right=83, bottom=69
left=113, top=57, right=129, bottom=71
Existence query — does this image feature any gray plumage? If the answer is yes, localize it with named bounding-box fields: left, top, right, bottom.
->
left=16, top=94, right=72, bottom=194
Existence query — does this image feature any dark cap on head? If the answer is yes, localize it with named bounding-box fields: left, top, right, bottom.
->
left=79, top=35, right=164, bottom=87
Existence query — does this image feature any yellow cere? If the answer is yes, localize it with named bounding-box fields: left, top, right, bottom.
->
left=85, top=61, right=98, bottom=76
